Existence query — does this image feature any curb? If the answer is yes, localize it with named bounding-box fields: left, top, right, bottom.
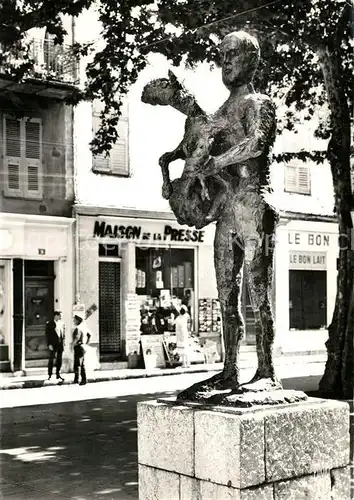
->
left=0, top=365, right=221, bottom=391
left=0, top=356, right=327, bottom=391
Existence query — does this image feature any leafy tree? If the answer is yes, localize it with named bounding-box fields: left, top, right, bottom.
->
left=1, top=0, right=353, bottom=398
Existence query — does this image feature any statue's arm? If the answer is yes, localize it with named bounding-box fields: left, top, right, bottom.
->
left=201, top=98, right=276, bottom=175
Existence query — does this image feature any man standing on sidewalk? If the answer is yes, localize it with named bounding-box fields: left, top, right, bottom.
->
left=46, top=311, right=65, bottom=381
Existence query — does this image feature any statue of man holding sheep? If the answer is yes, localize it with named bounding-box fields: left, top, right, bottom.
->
left=142, top=31, right=307, bottom=406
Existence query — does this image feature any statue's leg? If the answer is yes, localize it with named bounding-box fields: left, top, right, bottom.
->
left=159, top=146, right=185, bottom=199
left=159, top=158, right=173, bottom=199
left=240, top=216, right=282, bottom=391
left=177, top=219, right=245, bottom=402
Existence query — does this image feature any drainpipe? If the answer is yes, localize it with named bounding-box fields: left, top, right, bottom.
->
left=71, top=16, right=75, bottom=45
left=75, top=212, right=80, bottom=304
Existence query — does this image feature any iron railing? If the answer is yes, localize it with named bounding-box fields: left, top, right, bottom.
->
left=28, top=38, right=79, bottom=84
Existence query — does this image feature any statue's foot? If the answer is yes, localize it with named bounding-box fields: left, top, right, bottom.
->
left=220, top=373, right=308, bottom=407
left=162, top=182, right=173, bottom=200
left=177, top=371, right=238, bottom=404
left=238, top=372, right=283, bottom=393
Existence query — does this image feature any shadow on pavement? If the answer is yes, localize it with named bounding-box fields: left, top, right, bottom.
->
left=0, top=390, right=176, bottom=500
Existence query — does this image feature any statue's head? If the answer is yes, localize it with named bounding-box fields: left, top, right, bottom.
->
left=141, top=70, right=185, bottom=106
left=220, top=31, right=260, bottom=89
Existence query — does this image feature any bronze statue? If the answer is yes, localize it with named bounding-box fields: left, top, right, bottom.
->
left=142, top=31, right=306, bottom=405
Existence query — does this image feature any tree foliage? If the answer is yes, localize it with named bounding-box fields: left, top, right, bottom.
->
left=1, top=0, right=353, bottom=397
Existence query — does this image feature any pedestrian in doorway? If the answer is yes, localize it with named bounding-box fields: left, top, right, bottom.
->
left=175, top=306, right=191, bottom=368
left=46, top=310, right=65, bottom=381
left=72, top=313, right=91, bottom=385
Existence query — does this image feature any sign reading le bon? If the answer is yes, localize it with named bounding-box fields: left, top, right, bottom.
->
left=93, top=220, right=205, bottom=243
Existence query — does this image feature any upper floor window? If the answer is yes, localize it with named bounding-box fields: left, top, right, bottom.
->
left=92, top=100, right=129, bottom=177
left=284, top=161, right=311, bottom=195
left=2, top=116, right=43, bottom=200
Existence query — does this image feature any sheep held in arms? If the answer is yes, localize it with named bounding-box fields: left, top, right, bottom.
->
left=142, top=69, right=231, bottom=229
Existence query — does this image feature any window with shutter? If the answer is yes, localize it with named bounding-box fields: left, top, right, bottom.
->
left=24, top=119, right=42, bottom=199
left=3, top=116, right=43, bottom=199
left=92, top=101, right=129, bottom=176
left=110, top=118, right=129, bottom=175
left=3, top=117, right=23, bottom=197
left=284, top=162, right=311, bottom=195
left=92, top=112, right=110, bottom=172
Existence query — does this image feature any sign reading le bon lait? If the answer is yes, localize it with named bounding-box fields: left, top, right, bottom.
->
left=289, top=251, right=327, bottom=270
left=93, top=220, right=205, bottom=243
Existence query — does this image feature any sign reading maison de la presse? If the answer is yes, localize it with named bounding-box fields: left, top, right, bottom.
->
left=93, top=220, right=205, bottom=243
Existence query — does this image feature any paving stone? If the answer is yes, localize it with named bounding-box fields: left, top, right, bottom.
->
left=137, top=401, right=194, bottom=475
left=274, top=472, right=331, bottom=500
left=138, top=464, right=180, bottom=500
left=194, top=410, right=264, bottom=489
left=265, top=400, right=349, bottom=481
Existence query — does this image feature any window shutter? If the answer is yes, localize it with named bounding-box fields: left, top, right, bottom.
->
left=24, top=119, right=43, bottom=199
left=284, top=165, right=297, bottom=192
left=92, top=110, right=110, bottom=172
left=110, top=118, right=129, bottom=175
left=298, top=166, right=310, bottom=194
left=4, top=117, right=23, bottom=196
left=92, top=100, right=129, bottom=176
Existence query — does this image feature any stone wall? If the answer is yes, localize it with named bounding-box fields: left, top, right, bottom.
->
left=138, top=398, right=350, bottom=500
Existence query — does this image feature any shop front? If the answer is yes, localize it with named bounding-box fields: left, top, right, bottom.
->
left=274, top=216, right=339, bottom=354
left=0, top=213, right=74, bottom=373
left=75, top=206, right=222, bottom=368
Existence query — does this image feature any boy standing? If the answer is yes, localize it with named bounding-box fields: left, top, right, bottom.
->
left=72, top=313, right=91, bottom=385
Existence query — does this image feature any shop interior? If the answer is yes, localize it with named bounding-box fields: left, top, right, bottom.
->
left=136, top=247, right=194, bottom=334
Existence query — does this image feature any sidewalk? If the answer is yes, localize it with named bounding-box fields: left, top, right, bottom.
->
left=0, top=352, right=327, bottom=390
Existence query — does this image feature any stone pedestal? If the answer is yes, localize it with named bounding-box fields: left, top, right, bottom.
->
left=137, top=398, right=350, bottom=500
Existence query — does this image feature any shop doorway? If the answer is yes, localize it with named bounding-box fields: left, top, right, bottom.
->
left=24, top=260, right=54, bottom=363
left=99, top=261, right=121, bottom=360
left=289, top=270, right=327, bottom=330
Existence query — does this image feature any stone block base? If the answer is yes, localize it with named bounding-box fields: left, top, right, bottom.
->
left=137, top=398, right=350, bottom=500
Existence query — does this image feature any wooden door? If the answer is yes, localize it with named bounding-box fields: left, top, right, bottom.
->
left=25, top=278, right=54, bottom=360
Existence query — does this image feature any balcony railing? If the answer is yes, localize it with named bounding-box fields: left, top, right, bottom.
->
left=28, top=38, right=79, bottom=84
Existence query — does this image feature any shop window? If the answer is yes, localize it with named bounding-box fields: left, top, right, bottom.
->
left=136, top=247, right=195, bottom=334
left=284, top=161, right=311, bottom=195
left=92, top=100, right=129, bottom=177
left=3, top=116, right=43, bottom=200
left=289, top=270, right=327, bottom=330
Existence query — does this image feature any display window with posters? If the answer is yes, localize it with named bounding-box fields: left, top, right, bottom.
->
left=136, top=246, right=195, bottom=335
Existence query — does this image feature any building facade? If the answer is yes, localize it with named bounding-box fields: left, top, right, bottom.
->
left=0, top=19, right=77, bottom=373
